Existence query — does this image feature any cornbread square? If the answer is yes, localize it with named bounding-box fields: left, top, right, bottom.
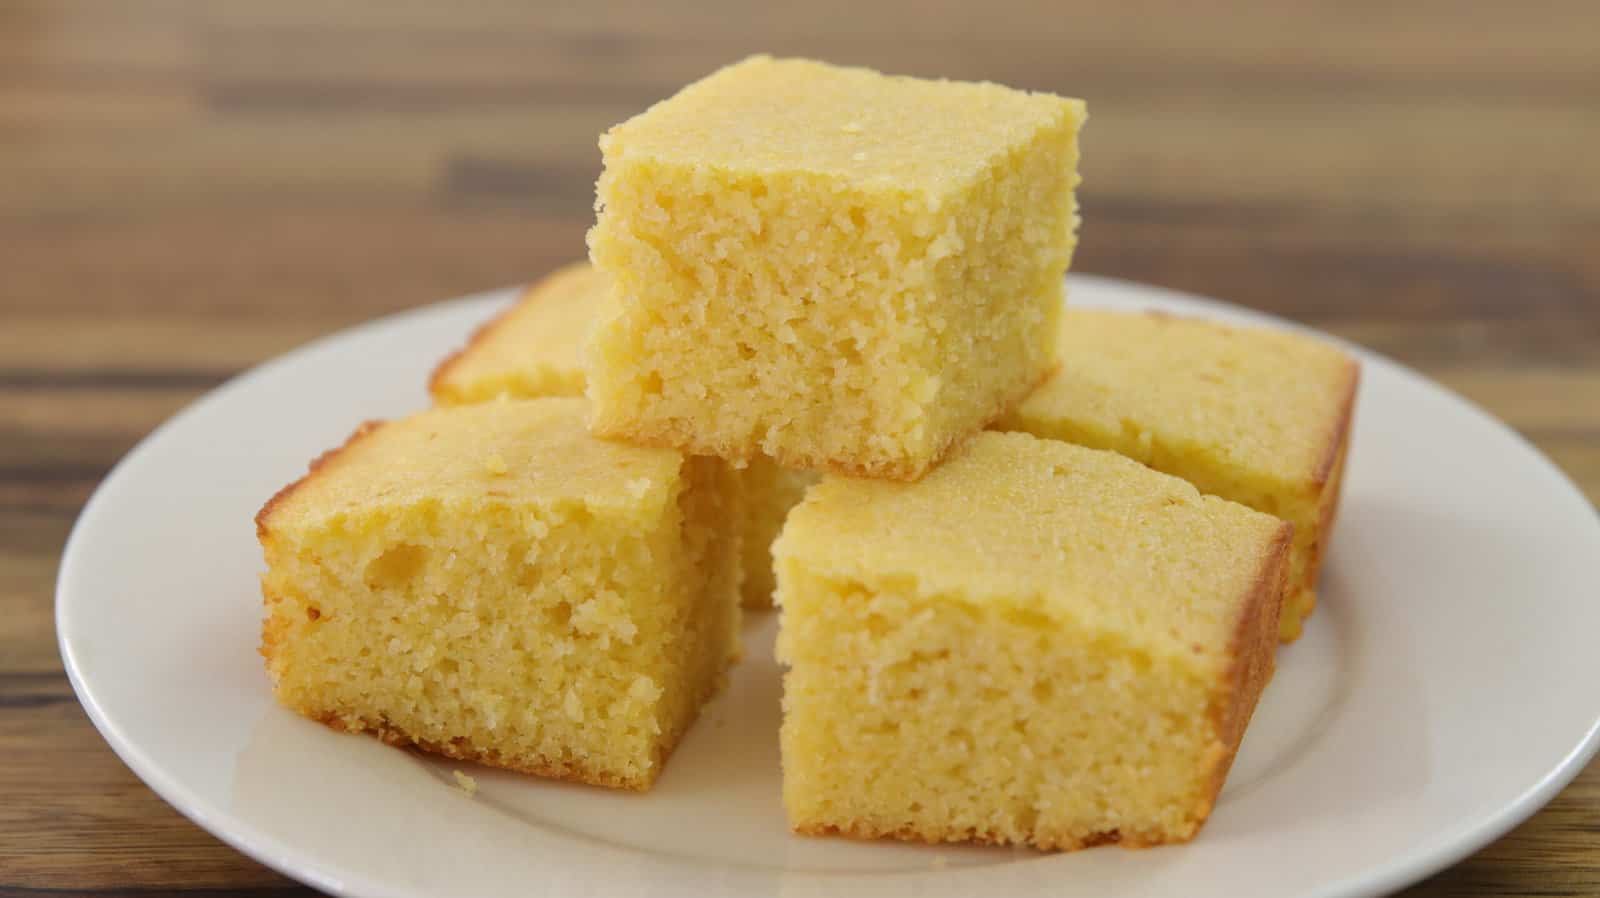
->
left=428, top=260, right=816, bottom=609
left=256, top=398, right=741, bottom=790
left=998, top=309, right=1358, bottom=642
left=775, top=431, right=1290, bottom=850
left=587, top=55, right=1086, bottom=480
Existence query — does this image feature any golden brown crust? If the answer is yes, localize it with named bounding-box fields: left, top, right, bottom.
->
left=1201, top=521, right=1292, bottom=808
left=428, top=261, right=594, bottom=404
left=1284, top=427, right=1351, bottom=639
left=1278, top=587, right=1311, bottom=643
left=1310, top=362, right=1357, bottom=571
left=793, top=817, right=1181, bottom=852
left=320, top=713, right=655, bottom=791
left=426, top=346, right=473, bottom=403
left=427, top=289, right=528, bottom=404
left=1313, top=358, right=1361, bottom=487
left=592, top=364, right=1058, bottom=483
left=1313, top=434, right=1352, bottom=578
left=1280, top=356, right=1357, bottom=639
left=254, top=419, right=387, bottom=540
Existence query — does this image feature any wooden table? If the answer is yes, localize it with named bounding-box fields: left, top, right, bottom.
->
left=4, top=2, right=1596, bottom=894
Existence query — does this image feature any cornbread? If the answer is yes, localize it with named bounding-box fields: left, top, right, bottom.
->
left=428, top=260, right=817, bottom=609
left=999, top=309, right=1358, bottom=641
left=587, top=55, right=1086, bottom=480
left=256, top=399, right=742, bottom=791
left=732, top=455, right=815, bottom=609
left=775, top=431, right=1290, bottom=850
left=429, top=262, right=599, bottom=406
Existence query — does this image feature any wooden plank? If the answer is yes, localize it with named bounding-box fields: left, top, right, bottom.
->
left=0, top=701, right=302, bottom=891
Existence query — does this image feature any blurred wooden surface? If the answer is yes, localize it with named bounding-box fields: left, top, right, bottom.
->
left=3, top=1, right=1597, bottom=895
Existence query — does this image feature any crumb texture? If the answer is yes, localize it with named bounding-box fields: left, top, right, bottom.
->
left=587, top=56, right=1085, bottom=480
left=999, top=309, right=1357, bottom=640
left=257, top=399, right=741, bottom=790
left=775, top=431, right=1286, bottom=848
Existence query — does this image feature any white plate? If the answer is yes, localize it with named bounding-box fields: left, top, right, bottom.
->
left=58, top=275, right=1600, bottom=898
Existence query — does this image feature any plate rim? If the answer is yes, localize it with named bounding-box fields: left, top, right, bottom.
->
left=56, top=273, right=1600, bottom=898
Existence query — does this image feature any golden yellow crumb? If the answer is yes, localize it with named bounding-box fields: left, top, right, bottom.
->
left=483, top=452, right=509, bottom=476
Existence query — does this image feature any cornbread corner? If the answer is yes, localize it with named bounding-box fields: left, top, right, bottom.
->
left=998, top=309, right=1358, bottom=642
left=256, top=398, right=742, bottom=791
left=428, top=261, right=601, bottom=406
left=427, top=260, right=817, bottom=609
left=774, top=431, right=1290, bottom=850
left=587, top=55, right=1086, bottom=481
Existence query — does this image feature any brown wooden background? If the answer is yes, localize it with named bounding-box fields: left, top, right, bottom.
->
left=4, top=1, right=1597, bottom=894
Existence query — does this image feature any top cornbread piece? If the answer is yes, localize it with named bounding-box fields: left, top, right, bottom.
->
left=257, top=399, right=742, bottom=791
left=588, top=55, right=1086, bottom=480
left=427, top=260, right=817, bottom=610
left=775, top=432, right=1289, bottom=849
left=998, top=309, right=1358, bottom=642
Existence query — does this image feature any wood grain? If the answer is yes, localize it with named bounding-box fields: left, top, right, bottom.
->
left=2, top=1, right=1596, bottom=894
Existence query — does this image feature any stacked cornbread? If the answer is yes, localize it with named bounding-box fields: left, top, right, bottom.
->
left=587, top=55, right=1085, bottom=480
left=258, top=54, right=1357, bottom=849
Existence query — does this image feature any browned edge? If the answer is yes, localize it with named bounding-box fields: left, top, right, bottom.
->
left=254, top=419, right=389, bottom=540
left=314, top=712, right=649, bottom=791
left=300, top=631, right=734, bottom=794
left=1291, top=353, right=1359, bottom=631
left=1201, top=521, right=1295, bottom=813
left=425, top=259, right=593, bottom=402
left=425, top=288, right=529, bottom=401
left=1313, top=356, right=1362, bottom=487
left=794, top=814, right=1172, bottom=853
